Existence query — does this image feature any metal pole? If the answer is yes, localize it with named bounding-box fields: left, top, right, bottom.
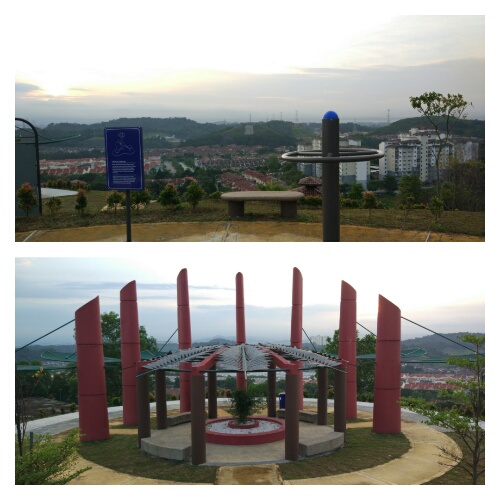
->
left=126, top=191, right=132, bottom=242
left=321, top=111, right=340, bottom=242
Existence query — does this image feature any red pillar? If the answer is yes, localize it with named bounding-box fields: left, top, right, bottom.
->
left=120, top=281, right=141, bottom=425
left=290, top=267, right=304, bottom=409
left=373, top=295, right=401, bottom=434
left=339, top=280, right=357, bottom=419
left=75, top=297, right=109, bottom=442
left=235, top=272, right=247, bottom=390
left=177, top=269, right=192, bottom=412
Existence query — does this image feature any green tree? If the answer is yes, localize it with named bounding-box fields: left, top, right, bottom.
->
left=130, top=189, right=152, bottom=212
left=158, top=183, right=180, bottom=207
left=15, top=364, right=47, bottom=456
left=17, top=182, right=38, bottom=216
left=409, top=92, right=471, bottom=197
left=184, top=181, right=205, bottom=210
left=429, top=196, right=444, bottom=224
left=106, top=190, right=124, bottom=215
left=324, top=329, right=376, bottom=397
left=362, top=191, right=377, bottom=219
left=400, top=334, right=484, bottom=484
left=100, top=312, right=157, bottom=401
left=443, top=159, right=485, bottom=211
left=347, top=182, right=364, bottom=201
left=383, top=175, right=398, bottom=195
left=266, top=154, right=281, bottom=172
left=398, top=174, right=423, bottom=204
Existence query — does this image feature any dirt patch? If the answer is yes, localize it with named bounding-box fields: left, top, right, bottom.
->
left=16, top=222, right=484, bottom=242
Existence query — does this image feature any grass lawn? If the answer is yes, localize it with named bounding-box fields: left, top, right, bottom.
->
left=16, top=190, right=485, bottom=237
left=76, top=411, right=483, bottom=485
left=78, top=426, right=410, bottom=484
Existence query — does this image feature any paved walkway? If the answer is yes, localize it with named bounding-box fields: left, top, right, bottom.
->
left=21, top=401, right=461, bottom=485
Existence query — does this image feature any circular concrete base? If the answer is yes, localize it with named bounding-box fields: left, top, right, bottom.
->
left=205, top=417, right=285, bottom=445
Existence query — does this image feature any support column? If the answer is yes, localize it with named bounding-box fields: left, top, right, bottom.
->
left=120, top=281, right=142, bottom=425
left=267, top=366, right=276, bottom=417
left=75, top=296, right=109, bottom=442
left=155, top=371, right=167, bottom=430
left=373, top=295, right=401, bottom=434
left=190, top=373, right=207, bottom=465
left=284, top=372, right=300, bottom=461
left=136, top=370, right=151, bottom=448
left=208, top=370, right=218, bottom=419
left=290, top=267, right=304, bottom=410
left=334, top=367, right=347, bottom=444
left=339, top=281, right=357, bottom=419
left=317, top=367, right=328, bottom=425
left=235, top=272, right=247, bottom=390
left=177, top=269, right=192, bottom=412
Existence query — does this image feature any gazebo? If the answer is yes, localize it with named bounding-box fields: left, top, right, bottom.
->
left=135, top=343, right=345, bottom=465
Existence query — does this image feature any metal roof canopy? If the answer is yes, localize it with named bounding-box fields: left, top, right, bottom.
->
left=141, top=343, right=343, bottom=376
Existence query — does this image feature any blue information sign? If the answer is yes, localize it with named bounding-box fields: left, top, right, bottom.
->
left=104, top=127, right=144, bottom=190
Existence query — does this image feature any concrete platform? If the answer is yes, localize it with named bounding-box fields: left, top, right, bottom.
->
left=140, top=420, right=344, bottom=465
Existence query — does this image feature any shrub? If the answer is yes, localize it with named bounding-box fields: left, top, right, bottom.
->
left=340, top=198, right=360, bottom=208
left=106, top=190, right=124, bottom=214
left=130, top=189, right=152, bottom=212
left=60, top=405, right=66, bottom=414
left=75, top=189, right=88, bottom=215
left=227, top=388, right=265, bottom=424
left=158, top=183, right=180, bottom=207
left=184, top=181, right=205, bottom=210
left=15, top=429, right=90, bottom=485
left=209, top=191, right=222, bottom=200
left=45, top=196, right=62, bottom=215
left=301, top=196, right=322, bottom=207
left=38, top=408, right=46, bottom=419
left=69, top=402, right=77, bottom=413
left=17, top=182, right=38, bottom=216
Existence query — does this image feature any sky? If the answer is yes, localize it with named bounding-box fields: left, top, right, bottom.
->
left=10, top=3, right=486, bottom=126
left=14, top=246, right=485, bottom=349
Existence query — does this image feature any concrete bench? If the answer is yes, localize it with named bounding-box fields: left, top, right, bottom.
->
left=277, top=409, right=318, bottom=424
left=166, top=412, right=191, bottom=427
left=221, top=191, right=304, bottom=218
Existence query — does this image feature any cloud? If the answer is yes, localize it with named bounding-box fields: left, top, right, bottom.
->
left=16, top=82, right=40, bottom=93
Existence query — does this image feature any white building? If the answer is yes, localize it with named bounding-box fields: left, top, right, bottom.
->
left=297, top=136, right=370, bottom=187
left=378, top=129, right=479, bottom=183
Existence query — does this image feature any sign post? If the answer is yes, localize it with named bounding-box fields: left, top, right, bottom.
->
left=104, top=127, right=144, bottom=242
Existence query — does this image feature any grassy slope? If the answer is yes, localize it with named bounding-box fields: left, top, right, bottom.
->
left=16, top=191, right=485, bottom=237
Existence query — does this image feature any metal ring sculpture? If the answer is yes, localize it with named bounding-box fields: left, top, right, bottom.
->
left=282, top=147, right=384, bottom=163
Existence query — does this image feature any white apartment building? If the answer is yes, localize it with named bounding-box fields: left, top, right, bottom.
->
left=297, top=136, right=370, bottom=188
left=378, top=129, right=478, bottom=183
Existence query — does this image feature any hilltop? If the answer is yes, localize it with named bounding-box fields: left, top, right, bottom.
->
left=28, top=116, right=484, bottom=155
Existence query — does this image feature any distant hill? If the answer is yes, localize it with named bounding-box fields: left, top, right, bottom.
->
left=365, top=117, right=485, bottom=139
left=401, top=332, right=484, bottom=358
left=16, top=344, right=76, bottom=364
left=16, top=332, right=484, bottom=366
